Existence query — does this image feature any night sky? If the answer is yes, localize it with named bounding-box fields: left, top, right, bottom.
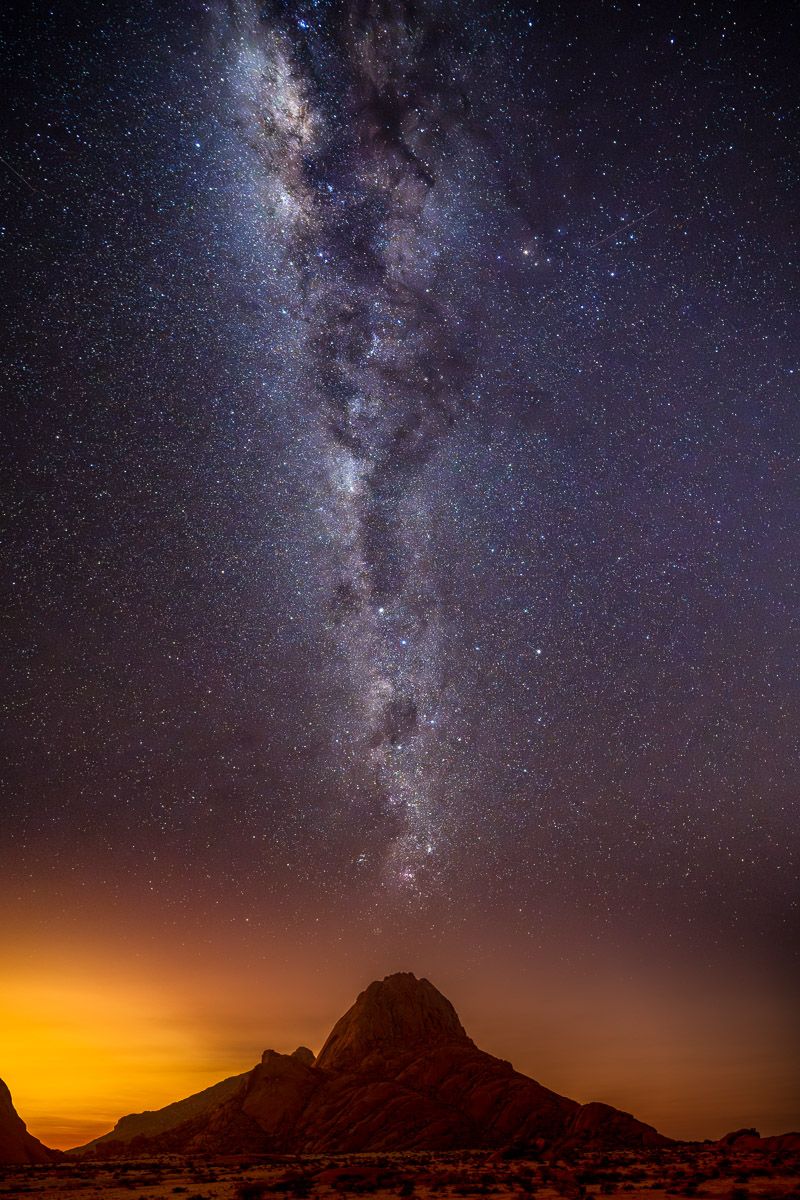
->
left=1, top=0, right=799, bottom=1148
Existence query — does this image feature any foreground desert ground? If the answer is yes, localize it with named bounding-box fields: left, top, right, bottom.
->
left=1, top=1145, right=798, bottom=1200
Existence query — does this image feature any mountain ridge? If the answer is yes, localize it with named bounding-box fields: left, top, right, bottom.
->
left=71, top=972, right=669, bottom=1156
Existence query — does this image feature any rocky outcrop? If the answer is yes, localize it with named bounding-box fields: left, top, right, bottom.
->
left=717, top=1129, right=800, bottom=1155
left=242, top=1049, right=323, bottom=1144
left=559, top=1101, right=665, bottom=1151
left=0, top=1078, right=61, bottom=1165
left=73, top=972, right=671, bottom=1156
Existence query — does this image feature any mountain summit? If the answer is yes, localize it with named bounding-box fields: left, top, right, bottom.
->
left=72, top=972, right=669, bottom=1157
left=315, top=973, right=470, bottom=1071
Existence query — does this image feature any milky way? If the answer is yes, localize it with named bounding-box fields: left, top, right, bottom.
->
left=225, top=1, right=484, bottom=886
left=2, top=0, right=799, bottom=954
left=3, top=0, right=800, bottom=1143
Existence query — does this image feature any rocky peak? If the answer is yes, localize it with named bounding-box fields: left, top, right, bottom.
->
left=314, top=972, right=470, bottom=1072
left=291, top=1046, right=315, bottom=1066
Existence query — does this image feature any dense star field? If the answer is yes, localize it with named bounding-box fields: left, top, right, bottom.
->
left=1, top=0, right=798, bottom=1148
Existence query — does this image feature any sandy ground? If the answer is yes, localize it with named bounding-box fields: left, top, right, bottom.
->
left=1, top=1146, right=798, bottom=1199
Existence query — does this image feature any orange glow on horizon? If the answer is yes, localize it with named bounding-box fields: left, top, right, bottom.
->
left=0, top=968, right=258, bottom=1150
left=1, top=916, right=797, bottom=1150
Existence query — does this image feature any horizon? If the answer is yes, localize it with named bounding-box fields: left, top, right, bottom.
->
left=2, top=957, right=797, bottom=1150
left=2, top=0, right=798, bottom=1173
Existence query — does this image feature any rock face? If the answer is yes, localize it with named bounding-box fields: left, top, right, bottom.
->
left=74, top=973, right=669, bottom=1156
left=0, top=1078, right=61, bottom=1165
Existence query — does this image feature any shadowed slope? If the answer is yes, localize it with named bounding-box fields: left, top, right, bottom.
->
left=74, top=1070, right=252, bottom=1153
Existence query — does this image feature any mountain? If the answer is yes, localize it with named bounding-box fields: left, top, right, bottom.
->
left=73, top=972, right=669, bottom=1156
left=0, top=1077, right=61, bottom=1165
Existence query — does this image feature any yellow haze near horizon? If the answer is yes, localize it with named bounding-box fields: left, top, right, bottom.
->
left=0, top=970, right=249, bottom=1150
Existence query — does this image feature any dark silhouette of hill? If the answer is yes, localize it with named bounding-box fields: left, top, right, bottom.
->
left=73, top=972, right=669, bottom=1156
